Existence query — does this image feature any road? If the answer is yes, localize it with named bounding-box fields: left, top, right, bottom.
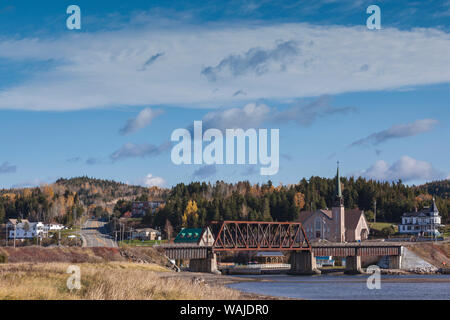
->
left=80, top=219, right=118, bottom=248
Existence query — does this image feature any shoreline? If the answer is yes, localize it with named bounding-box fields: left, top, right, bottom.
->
left=161, top=269, right=450, bottom=300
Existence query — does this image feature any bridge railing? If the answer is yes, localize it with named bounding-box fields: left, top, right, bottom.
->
left=209, top=221, right=311, bottom=252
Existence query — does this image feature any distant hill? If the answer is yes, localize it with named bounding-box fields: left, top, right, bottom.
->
left=416, top=180, right=450, bottom=199
left=55, top=176, right=168, bottom=206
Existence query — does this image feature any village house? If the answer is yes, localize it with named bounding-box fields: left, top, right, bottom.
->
left=296, top=164, right=370, bottom=242
left=7, top=219, right=45, bottom=239
left=174, top=227, right=215, bottom=246
left=398, top=198, right=442, bottom=236
left=131, top=228, right=160, bottom=241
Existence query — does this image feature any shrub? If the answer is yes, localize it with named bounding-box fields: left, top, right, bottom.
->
left=0, top=254, right=7, bottom=264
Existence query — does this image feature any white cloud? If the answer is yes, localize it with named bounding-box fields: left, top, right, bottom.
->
left=120, top=108, right=163, bottom=135
left=0, top=23, right=449, bottom=111
left=142, top=173, right=166, bottom=187
left=356, top=156, right=446, bottom=182
left=202, top=102, right=272, bottom=130
left=350, top=119, right=439, bottom=147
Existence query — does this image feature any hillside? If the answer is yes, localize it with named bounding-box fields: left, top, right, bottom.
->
left=55, top=176, right=168, bottom=206
left=416, top=180, right=450, bottom=199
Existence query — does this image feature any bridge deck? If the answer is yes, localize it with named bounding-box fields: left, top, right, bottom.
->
left=158, top=242, right=402, bottom=259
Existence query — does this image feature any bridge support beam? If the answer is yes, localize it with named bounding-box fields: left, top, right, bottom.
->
left=289, top=251, right=321, bottom=275
left=189, top=253, right=220, bottom=274
left=345, top=256, right=363, bottom=274
left=388, top=255, right=401, bottom=269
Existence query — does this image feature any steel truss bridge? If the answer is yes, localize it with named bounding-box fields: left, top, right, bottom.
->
left=158, top=221, right=402, bottom=260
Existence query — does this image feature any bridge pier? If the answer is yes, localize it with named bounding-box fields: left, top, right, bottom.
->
left=344, top=256, right=363, bottom=274
left=388, top=255, right=402, bottom=269
left=189, top=253, right=220, bottom=274
left=289, top=251, right=321, bottom=275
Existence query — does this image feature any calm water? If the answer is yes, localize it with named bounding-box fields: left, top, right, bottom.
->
left=227, top=274, right=450, bottom=300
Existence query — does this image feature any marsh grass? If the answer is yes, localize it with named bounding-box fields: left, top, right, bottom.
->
left=0, top=262, right=241, bottom=300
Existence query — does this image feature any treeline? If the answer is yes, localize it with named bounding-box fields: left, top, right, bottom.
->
left=150, top=178, right=449, bottom=232
left=0, top=185, right=84, bottom=226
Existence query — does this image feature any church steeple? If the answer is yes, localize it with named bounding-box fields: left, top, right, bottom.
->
left=334, top=161, right=344, bottom=207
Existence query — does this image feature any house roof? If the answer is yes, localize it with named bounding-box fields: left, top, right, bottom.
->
left=344, top=209, right=365, bottom=230
left=297, top=208, right=366, bottom=232
left=297, top=209, right=332, bottom=223
left=174, top=228, right=204, bottom=243
left=7, top=219, right=30, bottom=225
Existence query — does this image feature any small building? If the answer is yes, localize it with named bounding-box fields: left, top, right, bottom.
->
left=7, top=219, right=45, bottom=239
left=256, top=252, right=285, bottom=264
left=398, top=198, right=443, bottom=236
left=174, top=227, right=215, bottom=246
left=315, top=256, right=335, bottom=267
left=132, top=228, right=160, bottom=241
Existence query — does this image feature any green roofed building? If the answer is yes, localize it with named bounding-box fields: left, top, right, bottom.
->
left=174, top=227, right=214, bottom=246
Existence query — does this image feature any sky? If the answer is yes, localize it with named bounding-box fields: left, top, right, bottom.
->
left=0, top=0, right=449, bottom=189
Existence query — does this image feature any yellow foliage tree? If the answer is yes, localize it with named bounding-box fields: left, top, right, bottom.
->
left=294, top=192, right=306, bottom=210
left=182, top=200, right=198, bottom=228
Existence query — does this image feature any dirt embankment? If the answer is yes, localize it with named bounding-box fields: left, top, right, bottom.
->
left=0, top=246, right=174, bottom=269
left=405, top=242, right=450, bottom=269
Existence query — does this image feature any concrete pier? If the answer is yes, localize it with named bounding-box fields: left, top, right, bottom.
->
left=388, top=255, right=402, bottom=269
left=289, top=251, right=321, bottom=275
left=345, top=255, right=363, bottom=274
left=189, top=253, right=219, bottom=274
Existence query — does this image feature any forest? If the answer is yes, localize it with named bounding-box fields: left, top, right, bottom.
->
left=151, top=177, right=450, bottom=232
left=1, top=177, right=449, bottom=234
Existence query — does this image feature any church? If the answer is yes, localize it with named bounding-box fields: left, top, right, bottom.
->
left=297, top=164, right=370, bottom=243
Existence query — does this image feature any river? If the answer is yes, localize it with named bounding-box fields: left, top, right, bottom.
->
left=227, top=274, right=450, bottom=300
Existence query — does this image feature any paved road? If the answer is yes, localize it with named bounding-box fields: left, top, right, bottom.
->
left=80, top=219, right=117, bottom=248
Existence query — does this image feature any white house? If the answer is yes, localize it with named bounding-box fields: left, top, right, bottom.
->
left=398, top=198, right=443, bottom=236
left=7, top=219, right=45, bottom=239
left=45, top=223, right=65, bottom=232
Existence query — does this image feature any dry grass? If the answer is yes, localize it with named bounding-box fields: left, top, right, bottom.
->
left=0, top=262, right=242, bottom=300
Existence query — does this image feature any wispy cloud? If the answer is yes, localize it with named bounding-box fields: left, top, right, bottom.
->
left=192, top=165, right=217, bottom=178
left=201, top=40, right=299, bottom=81
left=0, top=23, right=450, bottom=111
left=201, top=95, right=354, bottom=130
left=119, top=108, right=163, bottom=135
left=110, top=141, right=170, bottom=161
left=139, top=52, right=164, bottom=71
left=0, top=162, right=17, bottom=174
left=274, top=95, right=356, bottom=126
left=350, top=119, right=439, bottom=147
left=355, top=156, right=446, bottom=182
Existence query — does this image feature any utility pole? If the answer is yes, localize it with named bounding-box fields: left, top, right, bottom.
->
left=374, top=199, right=377, bottom=223
left=5, top=223, right=7, bottom=247
left=13, top=223, right=16, bottom=248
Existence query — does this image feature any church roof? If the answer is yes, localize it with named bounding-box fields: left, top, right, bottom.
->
left=297, top=208, right=366, bottom=232
left=344, top=209, right=365, bottom=230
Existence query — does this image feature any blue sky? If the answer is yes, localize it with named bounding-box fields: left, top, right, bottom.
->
left=0, top=0, right=449, bottom=188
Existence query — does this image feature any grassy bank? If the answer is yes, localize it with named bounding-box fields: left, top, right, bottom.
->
left=0, top=262, right=242, bottom=300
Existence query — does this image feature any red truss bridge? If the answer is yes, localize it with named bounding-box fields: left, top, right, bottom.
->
left=209, top=221, right=311, bottom=252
